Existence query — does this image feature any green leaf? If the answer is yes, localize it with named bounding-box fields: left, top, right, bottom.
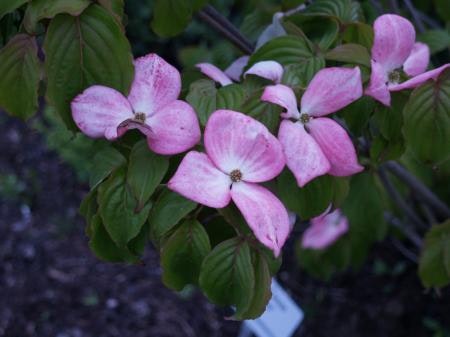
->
left=44, top=4, right=134, bottom=129
left=342, top=22, right=373, bottom=50
left=151, top=0, right=191, bottom=37
left=127, top=140, right=169, bottom=209
left=418, top=30, right=450, bottom=54
left=419, top=220, right=450, bottom=288
left=23, top=0, right=91, bottom=34
left=433, top=0, right=450, bottom=21
left=89, top=146, right=127, bottom=189
left=303, top=0, right=362, bottom=23
left=199, top=238, right=254, bottom=319
left=248, top=35, right=317, bottom=67
left=285, top=15, right=339, bottom=51
left=238, top=253, right=272, bottom=319
left=79, top=189, right=98, bottom=236
left=372, top=92, right=407, bottom=141
left=161, top=220, right=211, bottom=291
left=97, top=0, right=124, bottom=22
left=98, top=168, right=152, bottom=247
left=0, top=0, right=27, bottom=19
left=149, top=189, right=197, bottom=242
left=403, top=69, right=450, bottom=165
left=325, top=43, right=370, bottom=67
left=281, top=56, right=325, bottom=87
left=0, top=34, right=40, bottom=119
left=277, top=170, right=334, bottom=220
left=340, top=96, right=374, bottom=136
left=341, top=172, right=387, bottom=266
left=241, top=90, right=282, bottom=133
left=186, top=80, right=245, bottom=126
left=89, top=214, right=139, bottom=263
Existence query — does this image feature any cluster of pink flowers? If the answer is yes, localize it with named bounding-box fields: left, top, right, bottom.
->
left=71, top=14, right=448, bottom=256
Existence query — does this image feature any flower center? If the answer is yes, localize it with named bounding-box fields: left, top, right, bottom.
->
left=230, top=169, right=242, bottom=183
left=300, top=113, right=310, bottom=124
left=134, top=112, right=146, bottom=124
left=388, top=70, right=401, bottom=84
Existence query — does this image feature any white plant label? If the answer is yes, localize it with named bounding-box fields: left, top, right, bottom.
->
left=243, top=279, right=304, bottom=337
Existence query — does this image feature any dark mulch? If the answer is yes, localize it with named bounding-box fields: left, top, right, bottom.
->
left=0, top=111, right=449, bottom=337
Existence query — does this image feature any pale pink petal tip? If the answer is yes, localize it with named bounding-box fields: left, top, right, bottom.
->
left=146, top=100, right=201, bottom=155
left=302, top=208, right=349, bottom=249
left=390, top=64, right=450, bottom=91
left=308, top=118, right=364, bottom=176
left=371, top=14, right=416, bottom=71
left=196, top=63, right=233, bottom=86
left=244, top=60, right=284, bottom=83
left=365, top=60, right=391, bottom=106
left=129, top=53, right=182, bottom=115
left=71, top=85, right=133, bottom=140
left=167, top=151, right=231, bottom=208
left=224, top=56, right=249, bottom=82
left=231, top=182, right=291, bottom=257
left=261, top=84, right=300, bottom=119
left=204, top=109, right=285, bottom=183
left=403, top=42, right=430, bottom=77
left=301, top=67, right=363, bottom=117
left=278, top=120, right=330, bottom=187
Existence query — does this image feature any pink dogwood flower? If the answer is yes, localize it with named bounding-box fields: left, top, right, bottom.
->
left=71, top=53, right=201, bottom=155
left=365, top=14, right=432, bottom=106
left=168, top=109, right=290, bottom=256
left=197, top=59, right=283, bottom=86
left=261, top=67, right=364, bottom=187
left=302, top=207, right=349, bottom=249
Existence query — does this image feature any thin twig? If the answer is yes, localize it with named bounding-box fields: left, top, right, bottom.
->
left=384, top=161, right=450, bottom=219
left=378, top=168, right=426, bottom=229
left=196, top=7, right=253, bottom=54
left=390, top=237, right=418, bottom=263
left=384, top=212, right=422, bottom=248
left=403, top=0, right=426, bottom=33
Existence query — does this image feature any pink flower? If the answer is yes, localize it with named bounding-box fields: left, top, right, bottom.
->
left=301, top=207, right=349, bottom=249
left=168, top=109, right=290, bottom=256
left=364, top=14, right=446, bottom=106
left=197, top=58, right=283, bottom=86
left=261, top=67, right=364, bottom=187
left=71, top=53, right=201, bottom=155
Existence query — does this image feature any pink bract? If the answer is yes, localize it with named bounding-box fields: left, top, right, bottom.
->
left=71, top=53, right=201, bottom=155
left=262, top=67, right=364, bottom=187
left=302, top=207, right=349, bottom=249
left=196, top=59, right=283, bottom=85
left=365, top=14, right=441, bottom=106
left=168, top=109, right=290, bottom=256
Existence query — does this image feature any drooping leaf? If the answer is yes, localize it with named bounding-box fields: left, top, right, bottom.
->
left=199, top=238, right=255, bottom=319
left=44, top=4, right=134, bottom=129
left=238, top=253, right=272, bottom=319
left=97, top=0, right=124, bottom=22
left=0, top=0, right=28, bottom=19
left=89, top=214, right=139, bottom=263
left=161, top=220, right=211, bottom=291
left=23, top=0, right=91, bottom=34
left=281, top=57, right=325, bottom=87
left=0, top=34, right=40, bottom=119
left=79, top=189, right=99, bottom=236
left=240, top=90, right=282, bottom=133
left=342, top=22, right=373, bottom=50
left=419, top=220, right=450, bottom=288
left=127, top=140, right=169, bottom=209
left=340, top=96, right=374, bottom=136
left=89, top=146, right=127, bottom=189
left=302, top=0, right=363, bottom=23
left=149, top=189, right=197, bottom=242
left=403, top=69, right=450, bottom=165
left=98, top=168, right=152, bottom=247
